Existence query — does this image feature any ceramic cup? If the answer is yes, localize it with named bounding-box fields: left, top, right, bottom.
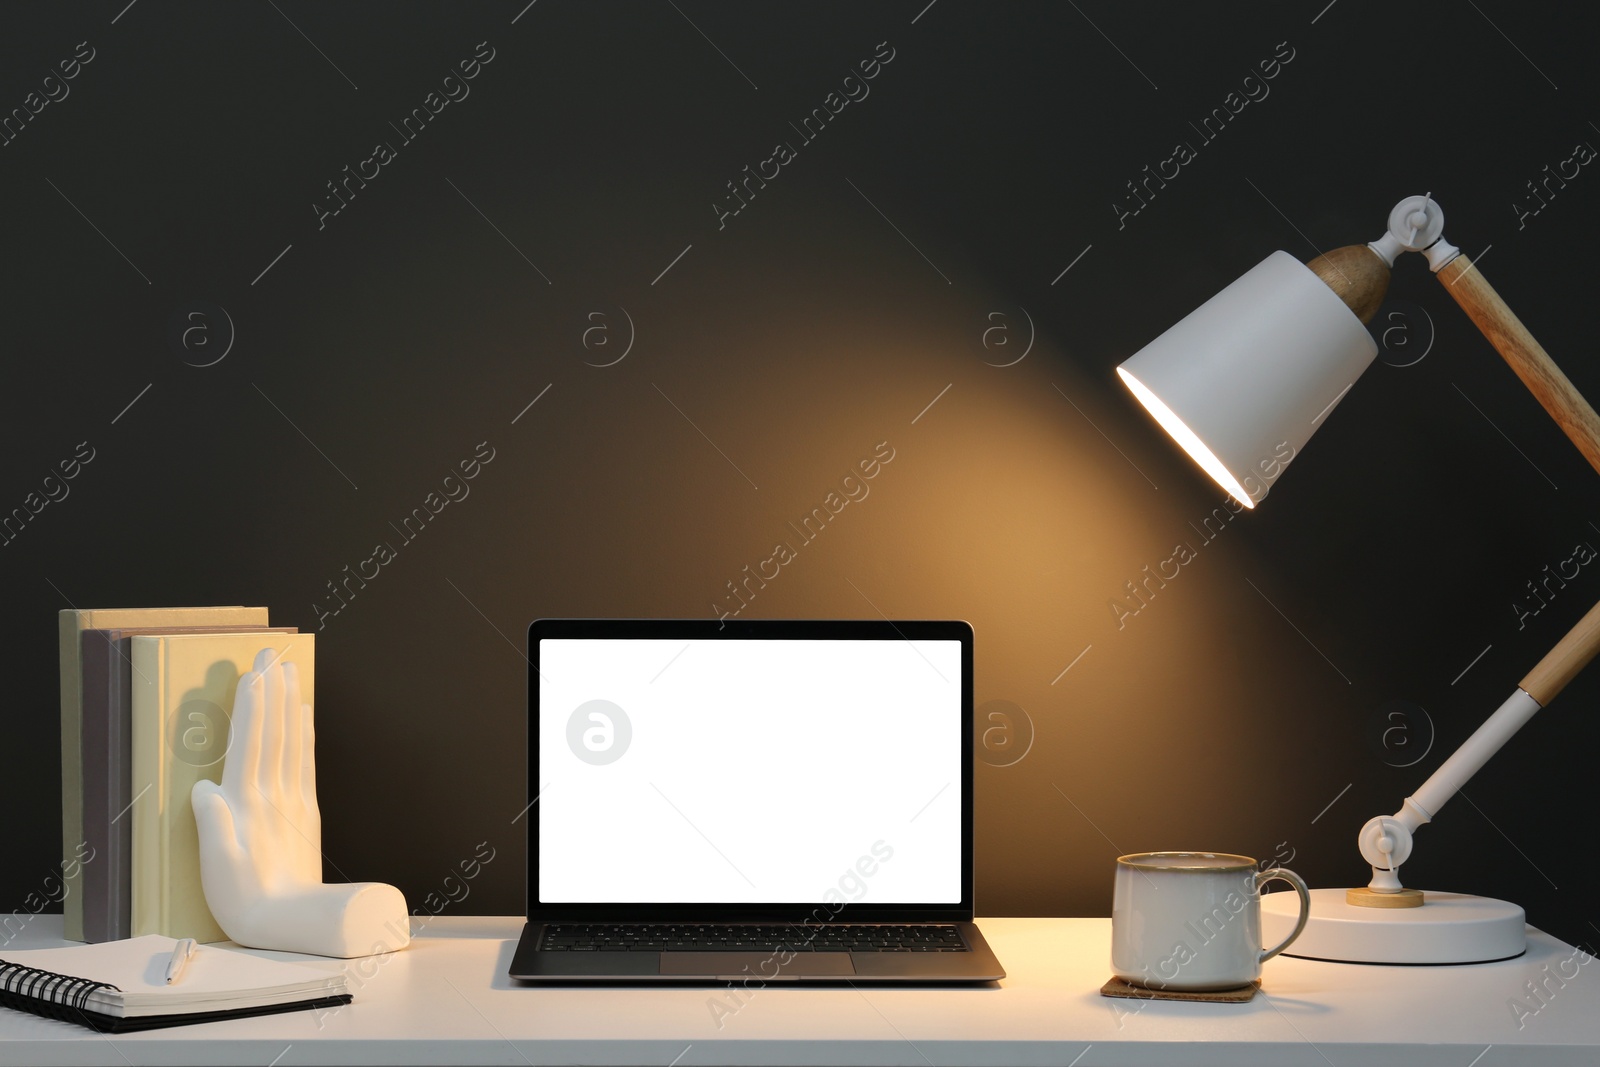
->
left=1111, top=852, right=1311, bottom=991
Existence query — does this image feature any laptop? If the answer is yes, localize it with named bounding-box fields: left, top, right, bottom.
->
left=509, top=618, right=1005, bottom=983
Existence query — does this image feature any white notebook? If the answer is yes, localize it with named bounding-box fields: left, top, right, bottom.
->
left=0, top=935, right=349, bottom=1031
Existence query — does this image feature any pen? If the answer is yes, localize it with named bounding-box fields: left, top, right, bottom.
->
left=165, top=938, right=198, bottom=984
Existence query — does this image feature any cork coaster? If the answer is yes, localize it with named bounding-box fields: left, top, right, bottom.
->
left=1100, top=976, right=1260, bottom=1003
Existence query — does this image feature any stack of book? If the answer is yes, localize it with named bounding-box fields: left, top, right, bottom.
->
left=59, top=608, right=315, bottom=943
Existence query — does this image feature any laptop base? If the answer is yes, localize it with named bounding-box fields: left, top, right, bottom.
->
left=509, top=922, right=1006, bottom=983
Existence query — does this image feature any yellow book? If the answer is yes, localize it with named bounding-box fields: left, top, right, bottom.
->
left=129, top=632, right=314, bottom=942
left=58, top=607, right=268, bottom=941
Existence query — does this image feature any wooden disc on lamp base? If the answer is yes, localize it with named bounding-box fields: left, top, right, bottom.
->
left=1347, top=886, right=1425, bottom=909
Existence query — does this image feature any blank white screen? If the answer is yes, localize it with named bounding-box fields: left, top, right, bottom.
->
left=537, top=638, right=963, bottom=904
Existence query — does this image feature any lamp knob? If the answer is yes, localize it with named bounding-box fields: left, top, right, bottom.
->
left=1358, top=815, right=1414, bottom=869
left=1386, top=194, right=1447, bottom=251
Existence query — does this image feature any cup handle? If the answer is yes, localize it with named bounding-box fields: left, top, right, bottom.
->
left=1256, top=867, right=1311, bottom=963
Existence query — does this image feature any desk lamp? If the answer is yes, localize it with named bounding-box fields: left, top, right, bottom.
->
left=1117, top=196, right=1600, bottom=964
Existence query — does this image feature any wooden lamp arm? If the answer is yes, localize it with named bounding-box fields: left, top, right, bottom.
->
left=1519, top=597, right=1600, bottom=705
left=1436, top=254, right=1600, bottom=477
left=1352, top=250, right=1600, bottom=898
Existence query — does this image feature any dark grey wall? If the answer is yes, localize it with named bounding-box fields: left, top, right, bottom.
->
left=3, top=1, right=1598, bottom=951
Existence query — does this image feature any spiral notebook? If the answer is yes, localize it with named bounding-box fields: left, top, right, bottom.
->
left=0, top=935, right=351, bottom=1033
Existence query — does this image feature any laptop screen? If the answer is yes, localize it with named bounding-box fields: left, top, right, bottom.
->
left=529, top=620, right=971, bottom=917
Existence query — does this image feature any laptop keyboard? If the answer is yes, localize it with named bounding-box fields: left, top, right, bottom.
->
left=538, top=923, right=967, bottom=952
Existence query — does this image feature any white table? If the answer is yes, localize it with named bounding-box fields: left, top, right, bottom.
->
left=0, top=915, right=1595, bottom=1065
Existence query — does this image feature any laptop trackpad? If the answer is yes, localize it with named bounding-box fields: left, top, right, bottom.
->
left=660, top=952, right=856, bottom=978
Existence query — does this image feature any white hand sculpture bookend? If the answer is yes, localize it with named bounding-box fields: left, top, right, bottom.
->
left=192, top=649, right=411, bottom=958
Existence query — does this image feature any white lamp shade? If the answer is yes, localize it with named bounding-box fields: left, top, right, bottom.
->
left=1117, top=250, right=1378, bottom=507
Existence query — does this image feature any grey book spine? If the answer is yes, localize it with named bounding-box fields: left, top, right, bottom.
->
left=78, top=632, right=124, bottom=943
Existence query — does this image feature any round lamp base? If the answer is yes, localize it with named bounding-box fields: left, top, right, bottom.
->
left=1261, top=887, right=1526, bottom=965
left=1346, top=886, right=1424, bottom=908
